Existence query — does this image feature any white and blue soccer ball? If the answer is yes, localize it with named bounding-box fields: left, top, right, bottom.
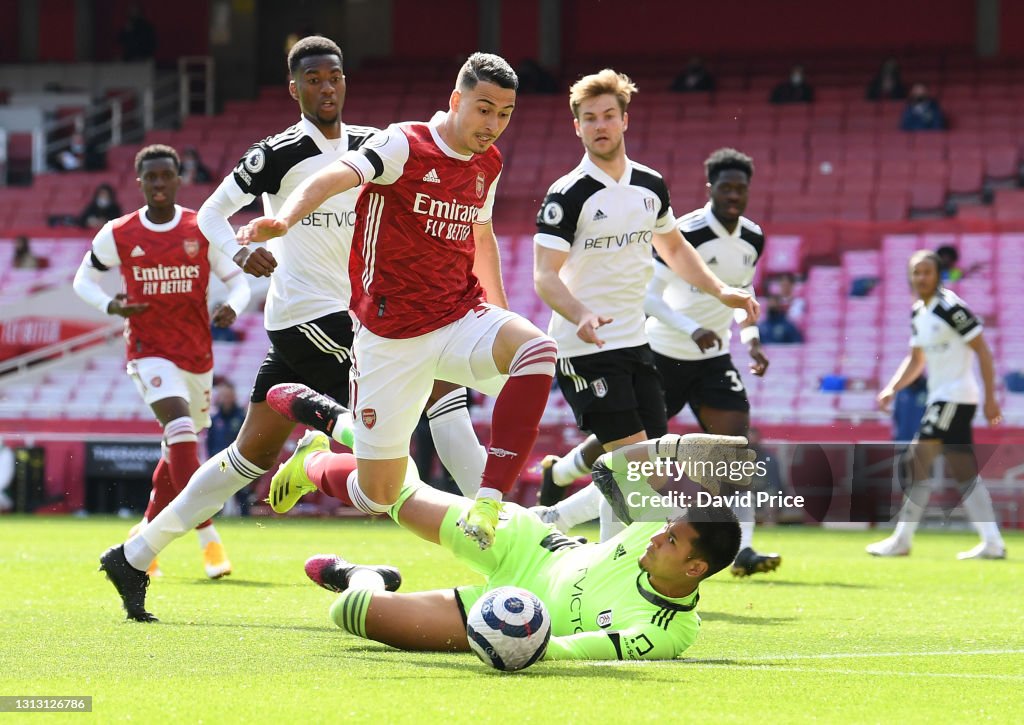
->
left=466, top=586, right=551, bottom=672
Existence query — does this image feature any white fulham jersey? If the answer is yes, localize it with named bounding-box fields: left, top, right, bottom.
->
left=646, top=203, right=764, bottom=360
left=535, top=155, right=675, bottom=359
left=201, top=117, right=378, bottom=331
left=910, top=288, right=983, bottom=404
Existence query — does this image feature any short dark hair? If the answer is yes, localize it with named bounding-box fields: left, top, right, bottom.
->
left=135, top=144, right=180, bottom=174
left=935, top=244, right=959, bottom=263
left=680, top=505, right=741, bottom=578
left=705, top=147, right=754, bottom=184
left=458, top=52, right=518, bottom=91
left=287, top=35, right=343, bottom=76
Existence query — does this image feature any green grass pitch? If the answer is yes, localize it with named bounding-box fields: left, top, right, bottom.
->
left=1, top=516, right=1022, bottom=723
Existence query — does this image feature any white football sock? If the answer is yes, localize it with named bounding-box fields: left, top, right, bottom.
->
left=476, top=486, right=502, bottom=502
left=891, top=481, right=932, bottom=543
left=125, top=444, right=266, bottom=571
left=196, top=524, right=220, bottom=548
left=555, top=483, right=603, bottom=529
left=348, top=568, right=386, bottom=591
left=552, top=443, right=592, bottom=486
left=346, top=471, right=395, bottom=515
left=959, top=478, right=1004, bottom=545
left=426, top=387, right=485, bottom=496
left=598, top=498, right=625, bottom=541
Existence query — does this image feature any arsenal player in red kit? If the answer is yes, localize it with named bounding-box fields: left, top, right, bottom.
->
left=75, top=145, right=249, bottom=586
left=241, top=53, right=556, bottom=549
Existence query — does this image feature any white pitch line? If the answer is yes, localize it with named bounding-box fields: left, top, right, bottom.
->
left=586, top=648, right=1024, bottom=669
left=717, top=648, right=1024, bottom=662
left=693, top=664, right=1024, bottom=682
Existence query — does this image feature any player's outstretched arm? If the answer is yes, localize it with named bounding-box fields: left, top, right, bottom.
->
left=544, top=624, right=687, bottom=661
left=653, top=228, right=760, bottom=323
left=591, top=435, right=756, bottom=522
left=198, top=177, right=277, bottom=276
left=237, top=162, right=362, bottom=243
left=472, top=221, right=509, bottom=309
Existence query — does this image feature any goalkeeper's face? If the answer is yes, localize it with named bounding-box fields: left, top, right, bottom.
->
left=639, top=520, right=708, bottom=582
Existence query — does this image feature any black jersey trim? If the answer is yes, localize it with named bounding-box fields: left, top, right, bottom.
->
left=629, top=166, right=671, bottom=217
left=607, top=631, right=625, bottom=660
left=679, top=225, right=720, bottom=247
left=536, top=174, right=605, bottom=244
left=739, top=226, right=765, bottom=257
left=360, top=148, right=385, bottom=180
left=346, top=124, right=380, bottom=151
left=932, top=290, right=981, bottom=336
left=89, top=251, right=110, bottom=272
left=635, top=572, right=699, bottom=612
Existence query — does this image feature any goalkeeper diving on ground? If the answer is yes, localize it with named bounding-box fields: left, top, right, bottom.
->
left=267, top=384, right=753, bottom=661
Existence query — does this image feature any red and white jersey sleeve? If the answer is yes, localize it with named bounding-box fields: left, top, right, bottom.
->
left=90, top=221, right=121, bottom=269
left=340, top=124, right=410, bottom=186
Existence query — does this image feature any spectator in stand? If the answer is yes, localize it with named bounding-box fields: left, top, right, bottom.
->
left=207, top=381, right=249, bottom=515
left=53, top=132, right=87, bottom=172
left=118, top=4, right=157, bottom=62
left=758, top=273, right=805, bottom=344
left=866, top=58, right=907, bottom=101
left=515, top=58, right=559, bottom=94
left=770, top=65, right=814, bottom=104
left=671, top=57, right=715, bottom=93
left=935, top=245, right=984, bottom=282
left=12, top=236, right=49, bottom=269
left=181, top=147, right=213, bottom=185
left=79, top=184, right=122, bottom=229
left=900, top=84, right=946, bottom=131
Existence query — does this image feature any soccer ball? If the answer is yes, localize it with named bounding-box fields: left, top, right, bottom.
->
left=466, top=586, right=551, bottom=672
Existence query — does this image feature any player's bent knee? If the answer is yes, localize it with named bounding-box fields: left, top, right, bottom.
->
left=507, top=335, right=557, bottom=378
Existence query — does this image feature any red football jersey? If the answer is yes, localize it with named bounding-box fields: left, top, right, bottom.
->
left=108, top=208, right=214, bottom=373
left=344, top=121, right=503, bottom=338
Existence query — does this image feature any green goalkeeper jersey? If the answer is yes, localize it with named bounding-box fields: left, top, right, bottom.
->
left=445, top=502, right=701, bottom=662
left=538, top=521, right=700, bottom=661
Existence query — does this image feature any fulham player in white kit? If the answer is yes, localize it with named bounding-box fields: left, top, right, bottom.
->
left=243, top=53, right=557, bottom=550
left=870, top=250, right=1006, bottom=559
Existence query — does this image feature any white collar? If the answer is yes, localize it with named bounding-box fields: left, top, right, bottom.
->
left=138, top=204, right=183, bottom=232
left=703, top=202, right=740, bottom=239
left=299, top=115, right=346, bottom=154
left=428, top=111, right=473, bottom=161
left=580, top=153, right=631, bottom=187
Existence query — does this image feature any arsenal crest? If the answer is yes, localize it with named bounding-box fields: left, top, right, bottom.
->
left=361, top=408, right=377, bottom=429
left=591, top=378, right=608, bottom=398
left=476, top=172, right=486, bottom=199
left=183, top=239, right=200, bottom=258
